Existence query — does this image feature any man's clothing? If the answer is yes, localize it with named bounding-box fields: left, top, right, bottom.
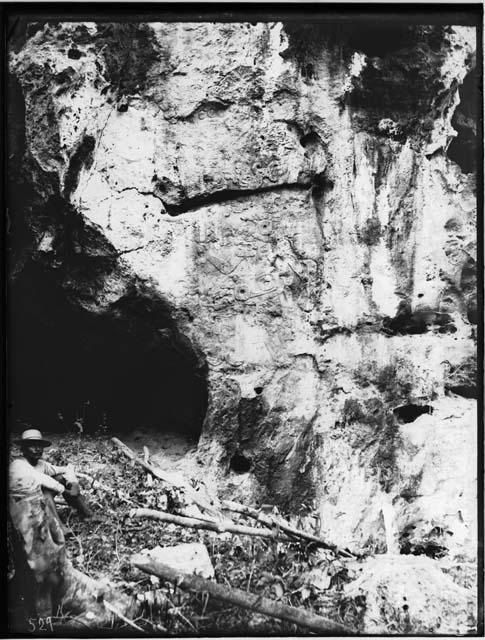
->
left=9, top=458, right=66, bottom=499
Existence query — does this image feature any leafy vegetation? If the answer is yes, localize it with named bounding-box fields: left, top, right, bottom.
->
left=46, top=435, right=364, bottom=635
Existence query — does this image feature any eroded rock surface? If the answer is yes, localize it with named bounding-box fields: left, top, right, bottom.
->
left=9, top=20, right=477, bottom=585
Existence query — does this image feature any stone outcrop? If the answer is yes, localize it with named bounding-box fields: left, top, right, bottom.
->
left=8, top=19, right=477, bottom=577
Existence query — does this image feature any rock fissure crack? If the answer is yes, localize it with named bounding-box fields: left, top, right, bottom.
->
left=114, top=242, right=155, bottom=257
left=112, top=182, right=313, bottom=215
left=157, top=182, right=313, bottom=215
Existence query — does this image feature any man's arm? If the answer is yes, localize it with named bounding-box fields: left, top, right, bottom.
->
left=37, top=459, right=78, bottom=485
left=37, top=459, right=68, bottom=477
left=33, top=467, right=65, bottom=494
left=10, top=458, right=65, bottom=495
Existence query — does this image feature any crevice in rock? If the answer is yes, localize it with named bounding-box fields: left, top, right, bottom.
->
left=446, top=66, right=477, bottom=173
left=114, top=242, right=155, bottom=257
left=160, top=182, right=312, bottom=216
left=317, top=324, right=352, bottom=343
left=383, top=302, right=456, bottom=335
left=115, top=186, right=166, bottom=204
left=393, top=404, right=433, bottom=424
left=63, top=135, right=96, bottom=199
left=179, top=99, right=232, bottom=121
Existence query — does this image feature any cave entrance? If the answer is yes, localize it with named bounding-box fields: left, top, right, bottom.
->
left=7, top=261, right=208, bottom=442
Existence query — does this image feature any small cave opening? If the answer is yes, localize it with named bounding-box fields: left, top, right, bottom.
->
left=7, top=260, right=208, bottom=443
left=230, top=453, right=252, bottom=474
left=447, top=66, right=477, bottom=174
left=384, top=303, right=456, bottom=336
left=399, top=524, right=450, bottom=559
left=393, top=404, right=433, bottom=424
left=300, top=131, right=321, bottom=148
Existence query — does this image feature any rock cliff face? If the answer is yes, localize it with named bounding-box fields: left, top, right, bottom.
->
left=9, top=21, right=477, bottom=564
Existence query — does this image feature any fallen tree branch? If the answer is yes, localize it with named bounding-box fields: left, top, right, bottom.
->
left=112, top=439, right=354, bottom=557
left=130, top=508, right=286, bottom=539
left=131, top=554, right=354, bottom=635
left=222, top=500, right=356, bottom=558
left=112, top=438, right=222, bottom=518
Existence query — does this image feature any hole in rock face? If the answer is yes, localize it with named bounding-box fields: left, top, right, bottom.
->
left=399, top=523, right=449, bottom=559
left=393, top=404, right=433, bottom=424
left=300, top=131, right=321, bottom=148
left=230, top=453, right=252, bottom=474
left=385, top=303, right=455, bottom=335
left=67, top=48, right=83, bottom=60
left=254, top=386, right=263, bottom=395
left=8, top=260, right=208, bottom=441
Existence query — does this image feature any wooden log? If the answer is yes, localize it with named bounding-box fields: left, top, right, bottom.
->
left=130, top=508, right=287, bottom=539
left=112, top=438, right=222, bottom=518
left=222, top=500, right=356, bottom=558
left=131, top=554, right=354, bottom=635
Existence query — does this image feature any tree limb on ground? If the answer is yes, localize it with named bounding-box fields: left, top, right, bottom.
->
left=131, top=554, right=354, bottom=635
left=112, top=438, right=222, bottom=519
left=112, top=439, right=356, bottom=557
left=130, top=508, right=291, bottom=539
left=222, top=500, right=357, bottom=558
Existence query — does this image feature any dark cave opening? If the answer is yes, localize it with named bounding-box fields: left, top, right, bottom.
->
left=447, top=67, right=477, bottom=174
left=7, top=261, right=208, bottom=441
left=230, top=453, right=252, bottom=474
left=393, top=404, right=433, bottom=424
left=7, top=70, right=208, bottom=444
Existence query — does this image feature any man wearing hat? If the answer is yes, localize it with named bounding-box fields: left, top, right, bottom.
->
left=9, top=429, right=93, bottom=535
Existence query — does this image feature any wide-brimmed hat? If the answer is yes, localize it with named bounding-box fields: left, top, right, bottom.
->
left=14, top=429, right=51, bottom=448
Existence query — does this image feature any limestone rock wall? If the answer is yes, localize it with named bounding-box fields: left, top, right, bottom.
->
left=9, top=22, right=477, bottom=559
